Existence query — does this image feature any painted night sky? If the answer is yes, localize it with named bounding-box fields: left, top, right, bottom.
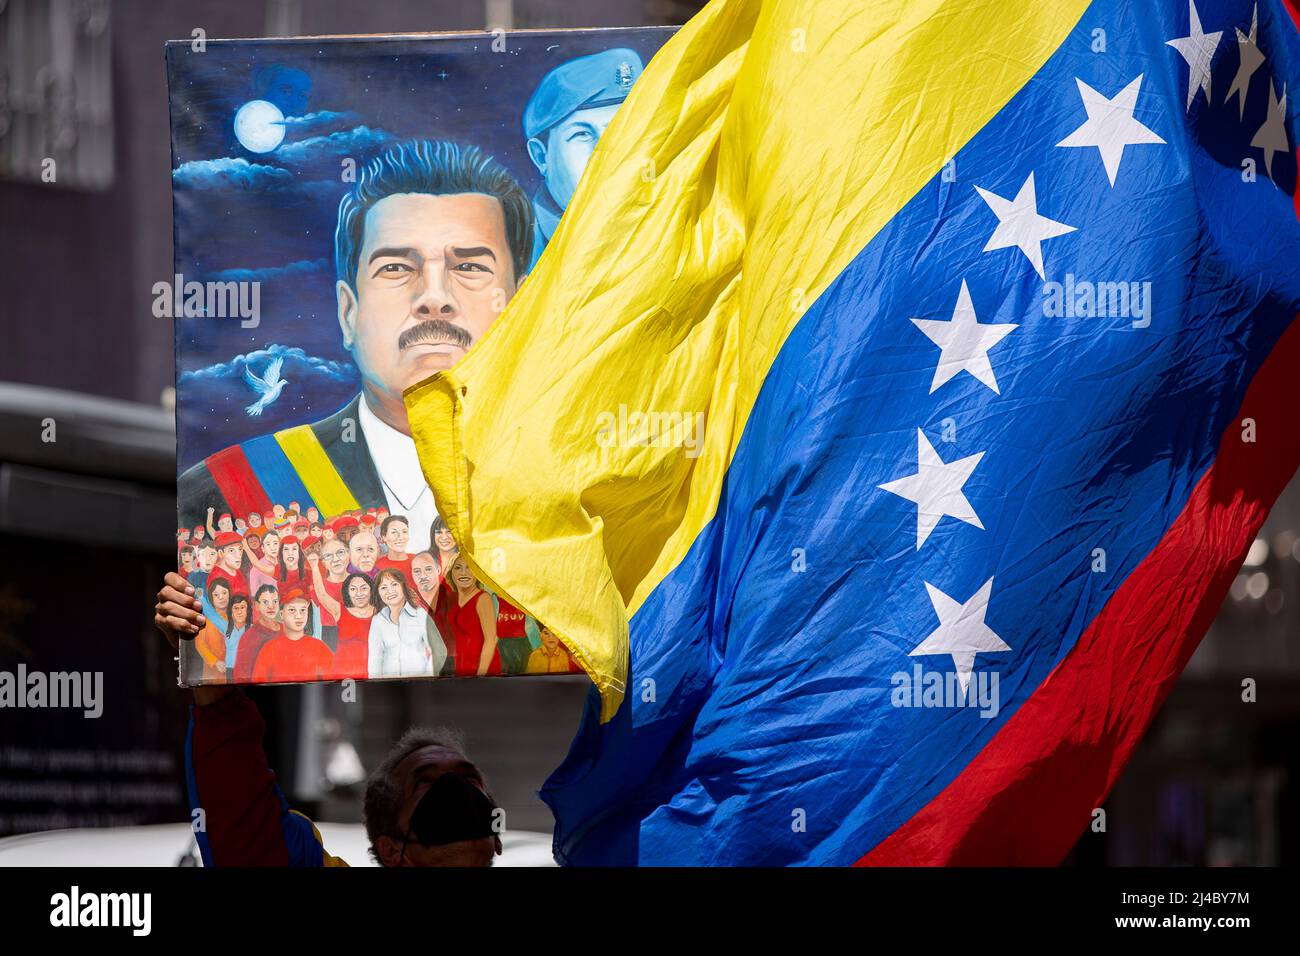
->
left=167, top=28, right=674, bottom=472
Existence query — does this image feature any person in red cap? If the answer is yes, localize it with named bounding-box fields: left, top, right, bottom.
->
left=192, top=525, right=206, bottom=543
left=207, top=531, right=249, bottom=596
left=207, top=507, right=235, bottom=540
left=252, top=587, right=333, bottom=683
left=334, top=515, right=360, bottom=546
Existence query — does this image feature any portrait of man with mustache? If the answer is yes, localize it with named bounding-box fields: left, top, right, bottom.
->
left=178, top=139, right=533, bottom=553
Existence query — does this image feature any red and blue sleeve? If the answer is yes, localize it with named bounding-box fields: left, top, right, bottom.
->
left=184, top=691, right=337, bottom=867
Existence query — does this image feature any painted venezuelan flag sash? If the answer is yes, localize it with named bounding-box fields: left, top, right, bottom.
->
left=406, top=0, right=1300, bottom=865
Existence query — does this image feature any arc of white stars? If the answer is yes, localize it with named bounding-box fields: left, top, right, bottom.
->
left=975, top=172, right=1076, bottom=280
left=1251, top=80, right=1290, bottom=180
left=1226, top=3, right=1266, bottom=120
left=910, top=279, right=1017, bottom=394
left=910, top=578, right=1011, bottom=694
left=879, top=429, right=984, bottom=550
left=1056, top=75, right=1165, bottom=187
left=1167, top=0, right=1223, bottom=112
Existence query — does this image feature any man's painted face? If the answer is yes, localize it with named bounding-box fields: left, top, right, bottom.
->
left=338, top=192, right=518, bottom=404
left=349, top=532, right=379, bottom=572
left=531, top=103, right=620, bottom=211
left=256, top=590, right=280, bottom=621
left=411, top=553, right=438, bottom=592
left=324, top=541, right=348, bottom=575
left=307, top=508, right=319, bottom=522
left=220, top=544, right=242, bottom=568
left=282, top=599, right=310, bottom=634
left=218, top=515, right=234, bottom=532
left=249, top=513, right=263, bottom=527
left=385, top=520, right=410, bottom=553
left=199, top=547, right=217, bottom=572
left=272, top=505, right=285, bottom=518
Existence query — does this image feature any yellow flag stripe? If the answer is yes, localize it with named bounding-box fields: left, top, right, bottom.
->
left=275, top=425, right=360, bottom=517
left=406, top=0, right=1091, bottom=720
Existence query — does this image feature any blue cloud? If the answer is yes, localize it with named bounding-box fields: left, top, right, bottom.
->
left=278, top=110, right=358, bottom=134
left=275, top=126, right=396, bottom=165
left=205, top=258, right=329, bottom=283
left=172, top=157, right=295, bottom=190
left=180, top=343, right=354, bottom=385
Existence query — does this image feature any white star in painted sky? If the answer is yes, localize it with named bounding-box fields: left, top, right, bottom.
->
left=1251, top=79, right=1290, bottom=179
left=976, top=172, right=1076, bottom=279
left=1167, top=0, right=1223, bottom=112
left=910, top=279, right=1017, bottom=394
left=1226, top=3, right=1266, bottom=120
left=910, top=578, right=1011, bottom=693
left=1057, top=75, right=1165, bottom=187
left=879, top=429, right=985, bottom=550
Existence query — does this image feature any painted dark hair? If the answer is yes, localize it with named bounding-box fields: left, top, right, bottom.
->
left=334, top=140, right=533, bottom=289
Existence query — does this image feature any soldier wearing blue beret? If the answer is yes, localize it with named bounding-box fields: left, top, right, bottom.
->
left=522, top=48, right=644, bottom=270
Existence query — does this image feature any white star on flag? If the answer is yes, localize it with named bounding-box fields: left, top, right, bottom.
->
left=1167, top=0, right=1223, bottom=112
left=879, top=429, right=985, bottom=550
left=1056, top=75, right=1165, bottom=186
left=976, top=172, right=1076, bottom=279
left=910, top=578, right=1011, bottom=693
left=1251, top=80, right=1290, bottom=179
left=1226, top=3, right=1266, bottom=120
left=910, top=279, right=1017, bottom=394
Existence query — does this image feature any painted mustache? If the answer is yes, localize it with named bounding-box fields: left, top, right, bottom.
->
left=399, top=319, right=472, bottom=352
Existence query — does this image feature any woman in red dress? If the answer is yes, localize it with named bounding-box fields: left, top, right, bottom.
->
left=315, top=572, right=375, bottom=681
left=446, top=554, right=500, bottom=677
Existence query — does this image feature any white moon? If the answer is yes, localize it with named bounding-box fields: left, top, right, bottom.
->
left=234, top=99, right=286, bottom=153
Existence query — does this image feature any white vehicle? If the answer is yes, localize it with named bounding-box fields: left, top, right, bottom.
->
left=0, top=824, right=556, bottom=867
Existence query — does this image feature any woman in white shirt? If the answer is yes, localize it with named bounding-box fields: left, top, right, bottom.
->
left=368, top=568, right=443, bottom=678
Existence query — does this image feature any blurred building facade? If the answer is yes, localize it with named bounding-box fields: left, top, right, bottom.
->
left=0, top=0, right=1295, bottom=861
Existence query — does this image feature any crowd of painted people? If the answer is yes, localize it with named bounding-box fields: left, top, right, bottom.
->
left=175, top=503, right=582, bottom=685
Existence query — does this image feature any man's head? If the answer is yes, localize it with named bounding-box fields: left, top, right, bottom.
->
left=322, top=538, right=349, bottom=579
left=334, top=140, right=532, bottom=406
left=523, top=49, right=643, bottom=212
left=254, top=584, right=280, bottom=627
left=217, top=512, right=234, bottom=532
left=349, top=530, right=379, bottom=574
left=410, top=551, right=438, bottom=597
left=248, top=512, right=263, bottom=528
left=280, top=591, right=311, bottom=638
left=364, top=727, right=501, bottom=867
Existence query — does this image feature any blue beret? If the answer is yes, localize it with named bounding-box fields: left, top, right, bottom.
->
left=523, top=48, right=645, bottom=141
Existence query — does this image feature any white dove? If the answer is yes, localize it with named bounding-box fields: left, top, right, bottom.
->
left=243, top=356, right=287, bottom=416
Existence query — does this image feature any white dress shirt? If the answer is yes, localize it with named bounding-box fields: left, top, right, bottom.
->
left=367, top=602, right=443, bottom=678
left=358, top=396, right=437, bottom=553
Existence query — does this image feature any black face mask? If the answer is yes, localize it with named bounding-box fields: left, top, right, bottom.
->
left=400, top=772, right=498, bottom=851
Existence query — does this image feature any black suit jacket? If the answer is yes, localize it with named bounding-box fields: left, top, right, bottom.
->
left=177, top=394, right=388, bottom=527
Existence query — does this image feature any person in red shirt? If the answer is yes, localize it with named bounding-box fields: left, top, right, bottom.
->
left=234, top=584, right=282, bottom=682
left=409, top=551, right=440, bottom=611
left=493, top=594, right=533, bottom=675
left=179, top=546, right=195, bottom=578
left=252, top=588, right=334, bottom=683
left=314, top=572, right=376, bottom=681
left=375, top=515, right=413, bottom=586
left=207, top=531, right=249, bottom=596
left=446, top=554, right=500, bottom=677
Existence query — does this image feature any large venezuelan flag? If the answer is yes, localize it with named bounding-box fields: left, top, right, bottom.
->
left=407, top=0, right=1300, bottom=864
